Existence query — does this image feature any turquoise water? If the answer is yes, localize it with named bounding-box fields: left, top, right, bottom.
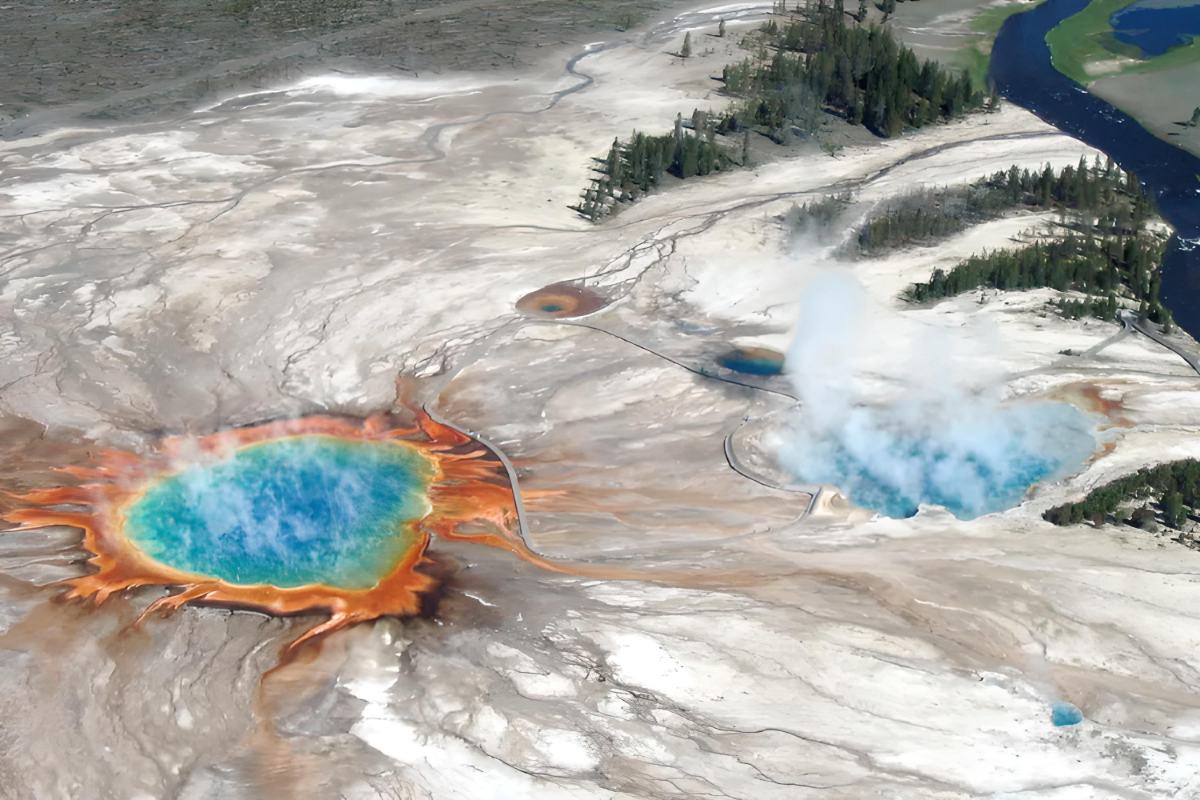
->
left=124, top=436, right=433, bottom=589
left=719, top=353, right=784, bottom=376
left=540, top=303, right=564, bottom=312
left=790, top=402, right=1095, bottom=519
left=1111, top=2, right=1200, bottom=57
left=1051, top=702, right=1084, bottom=726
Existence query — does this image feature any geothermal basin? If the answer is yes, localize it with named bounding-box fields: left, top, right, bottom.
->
left=783, top=400, right=1099, bottom=519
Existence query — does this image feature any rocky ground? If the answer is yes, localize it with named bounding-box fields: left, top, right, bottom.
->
left=2, top=2, right=1200, bottom=798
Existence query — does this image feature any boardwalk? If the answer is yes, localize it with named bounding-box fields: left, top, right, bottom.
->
left=1119, top=310, right=1200, bottom=377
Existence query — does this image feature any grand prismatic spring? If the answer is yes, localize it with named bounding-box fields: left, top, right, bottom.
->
left=2, top=410, right=567, bottom=653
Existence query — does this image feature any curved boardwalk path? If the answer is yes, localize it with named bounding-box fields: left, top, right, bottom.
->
left=421, top=402, right=537, bottom=554
left=1120, top=310, right=1200, bottom=377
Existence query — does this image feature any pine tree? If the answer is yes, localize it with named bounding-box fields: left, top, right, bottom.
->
left=1164, top=491, right=1185, bottom=529
left=719, top=19, right=727, bottom=37
left=681, top=32, right=693, bottom=59
left=606, top=138, right=622, bottom=188
left=673, top=113, right=684, bottom=168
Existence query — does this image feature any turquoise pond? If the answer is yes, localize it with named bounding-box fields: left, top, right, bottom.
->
left=123, top=436, right=434, bottom=589
left=718, top=353, right=785, bottom=376
left=1051, top=702, right=1084, bottom=727
left=791, top=402, right=1096, bottom=520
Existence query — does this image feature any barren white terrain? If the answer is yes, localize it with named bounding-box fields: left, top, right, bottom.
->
left=1, top=3, right=1199, bottom=799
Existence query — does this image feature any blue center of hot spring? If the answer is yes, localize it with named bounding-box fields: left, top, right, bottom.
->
left=1051, top=702, right=1084, bottom=727
left=123, top=435, right=434, bottom=589
left=719, top=353, right=784, bottom=376
left=790, top=402, right=1095, bottom=519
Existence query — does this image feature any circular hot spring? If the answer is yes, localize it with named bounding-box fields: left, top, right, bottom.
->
left=781, top=400, right=1098, bottom=520
left=516, top=283, right=608, bottom=318
left=125, top=435, right=433, bottom=589
left=718, top=346, right=785, bottom=377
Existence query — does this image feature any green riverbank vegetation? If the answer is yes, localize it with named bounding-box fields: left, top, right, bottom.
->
left=1045, top=0, right=1200, bottom=85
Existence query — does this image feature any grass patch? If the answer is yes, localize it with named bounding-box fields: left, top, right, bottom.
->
left=1046, top=0, right=1156, bottom=84
left=1120, top=34, right=1200, bottom=77
left=939, top=1, right=1042, bottom=89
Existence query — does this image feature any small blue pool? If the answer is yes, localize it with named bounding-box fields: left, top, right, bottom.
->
left=1051, top=702, right=1084, bottom=727
left=718, top=348, right=785, bottom=376
left=1111, top=1, right=1200, bottom=57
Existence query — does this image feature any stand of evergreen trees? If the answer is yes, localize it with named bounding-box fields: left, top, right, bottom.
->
left=900, top=158, right=1171, bottom=325
left=576, top=113, right=735, bottom=221
left=852, top=156, right=1150, bottom=255
left=1044, top=459, right=1200, bottom=542
left=576, top=1, right=987, bottom=220
left=718, top=0, right=986, bottom=140
left=905, top=232, right=1169, bottom=322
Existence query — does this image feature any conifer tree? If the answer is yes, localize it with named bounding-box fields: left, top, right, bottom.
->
left=681, top=32, right=693, bottom=58
left=606, top=138, right=622, bottom=188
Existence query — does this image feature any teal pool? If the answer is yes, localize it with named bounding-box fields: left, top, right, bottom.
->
left=718, top=348, right=785, bottom=376
left=1051, top=702, right=1084, bottom=726
left=123, top=435, right=434, bottom=589
left=787, top=401, right=1096, bottom=519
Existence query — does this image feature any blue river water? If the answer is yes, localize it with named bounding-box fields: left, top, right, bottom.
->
left=124, top=435, right=433, bottom=589
left=990, top=0, right=1200, bottom=340
left=1111, top=2, right=1200, bottom=57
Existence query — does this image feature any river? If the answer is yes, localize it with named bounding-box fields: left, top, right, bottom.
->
left=989, top=0, right=1200, bottom=338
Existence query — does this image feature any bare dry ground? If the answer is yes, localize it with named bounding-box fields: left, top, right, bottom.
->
left=0, top=0, right=675, bottom=136
left=1091, top=61, right=1200, bottom=157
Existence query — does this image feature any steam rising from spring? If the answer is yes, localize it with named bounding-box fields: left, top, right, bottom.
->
left=782, top=272, right=1096, bottom=519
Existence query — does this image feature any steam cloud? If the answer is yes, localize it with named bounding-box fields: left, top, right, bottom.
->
left=781, top=272, right=1096, bottom=519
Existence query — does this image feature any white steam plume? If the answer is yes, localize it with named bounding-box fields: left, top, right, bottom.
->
left=781, top=271, right=1095, bottom=519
